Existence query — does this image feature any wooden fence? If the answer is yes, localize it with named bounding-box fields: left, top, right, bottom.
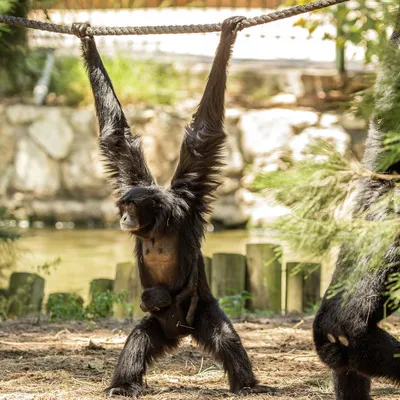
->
left=111, top=242, right=323, bottom=317
left=4, top=241, right=325, bottom=318
left=32, top=0, right=286, bottom=9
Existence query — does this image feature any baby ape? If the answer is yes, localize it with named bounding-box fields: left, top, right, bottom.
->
left=73, top=17, right=273, bottom=398
left=313, top=11, right=400, bottom=400
left=140, top=286, right=194, bottom=339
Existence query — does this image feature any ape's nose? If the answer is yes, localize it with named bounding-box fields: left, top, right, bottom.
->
left=122, top=214, right=128, bottom=222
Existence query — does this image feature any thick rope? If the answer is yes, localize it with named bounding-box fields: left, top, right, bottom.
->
left=0, top=0, right=348, bottom=36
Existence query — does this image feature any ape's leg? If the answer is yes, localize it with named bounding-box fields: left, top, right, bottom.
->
left=106, top=316, right=180, bottom=397
left=314, top=289, right=400, bottom=400
left=332, top=370, right=371, bottom=400
left=350, top=327, right=400, bottom=382
left=192, top=300, right=275, bottom=394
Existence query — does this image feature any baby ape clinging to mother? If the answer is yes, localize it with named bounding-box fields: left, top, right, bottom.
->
left=73, top=17, right=273, bottom=398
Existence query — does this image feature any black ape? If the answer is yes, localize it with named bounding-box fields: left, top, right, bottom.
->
left=140, top=286, right=194, bottom=339
left=73, top=17, right=273, bottom=398
left=313, top=12, right=400, bottom=400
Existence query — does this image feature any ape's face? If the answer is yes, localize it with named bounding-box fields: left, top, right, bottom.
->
left=117, top=187, right=164, bottom=239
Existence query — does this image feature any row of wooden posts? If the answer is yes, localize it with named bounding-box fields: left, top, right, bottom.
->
left=113, top=243, right=323, bottom=318
left=1, top=243, right=324, bottom=318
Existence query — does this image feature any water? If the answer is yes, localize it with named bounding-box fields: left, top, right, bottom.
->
left=12, top=228, right=270, bottom=302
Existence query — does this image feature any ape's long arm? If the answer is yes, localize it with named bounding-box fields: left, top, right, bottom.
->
left=76, top=25, right=154, bottom=195
left=170, top=17, right=244, bottom=215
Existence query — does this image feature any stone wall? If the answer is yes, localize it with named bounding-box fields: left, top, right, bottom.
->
left=0, top=103, right=367, bottom=228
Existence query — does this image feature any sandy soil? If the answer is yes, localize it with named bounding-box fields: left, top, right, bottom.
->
left=1, top=316, right=400, bottom=400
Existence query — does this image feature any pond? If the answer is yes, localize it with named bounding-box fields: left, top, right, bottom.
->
left=12, top=228, right=276, bottom=302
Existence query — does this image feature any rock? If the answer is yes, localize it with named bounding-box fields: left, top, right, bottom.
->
left=62, top=136, right=110, bottom=199
left=143, top=111, right=186, bottom=184
left=224, top=124, right=244, bottom=177
left=125, top=106, right=155, bottom=126
left=0, top=166, right=13, bottom=196
left=319, top=112, right=339, bottom=128
left=340, top=113, right=367, bottom=131
left=252, top=152, right=290, bottom=174
left=225, top=108, right=243, bottom=125
left=12, top=138, right=60, bottom=197
left=0, top=122, right=16, bottom=176
left=69, top=108, right=96, bottom=136
left=240, top=110, right=293, bottom=162
left=28, top=108, right=74, bottom=160
left=216, top=177, right=240, bottom=196
left=6, top=105, right=43, bottom=125
left=212, top=194, right=248, bottom=227
left=240, top=109, right=319, bottom=162
left=236, top=189, right=290, bottom=227
left=267, top=93, right=297, bottom=107
left=288, top=109, right=319, bottom=131
left=30, top=199, right=116, bottom=222
left=290, top=127, right=351, bottom=162
left=100, top=198, right=118, bottom=223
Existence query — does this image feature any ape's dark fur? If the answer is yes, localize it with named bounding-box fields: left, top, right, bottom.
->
left=313, top=13, right=400, bottom=400
left=140, top=286, right=172, bottom=311
left=73, top=17, right=273, bottom=398
left=140, top=286, right=194, bottom=339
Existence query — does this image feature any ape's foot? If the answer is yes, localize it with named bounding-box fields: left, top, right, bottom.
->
left=238, top=384, right=277, bottom=396
left=104, top=383, right=143, bottom=398
left=72, top=22, right=91, bottom=38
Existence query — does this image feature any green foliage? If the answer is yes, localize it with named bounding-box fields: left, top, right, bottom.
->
left=46, top=293, right=86, bottom=321
left=0, top=208, right=20, bottom=282
left=49, top=55, right=190, bottom=106
left=304, top=301, right=321, bottom=315
left=0, top=259, right=60, bottom=320
left=219, top=290, right=252, bottom=318
left=253, top=137, right=400, bottom=300
left=0, top=0, right=32, bottom=92
left=85, top=290, right=132, bottom=320
left=287, top=0, right=398, bottom=71
left=253, top=140, right=357, bottom=223
left=45, top=289, right=134, bottom=321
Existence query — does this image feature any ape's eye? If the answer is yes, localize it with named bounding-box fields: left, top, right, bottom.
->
left=127, top=204, right=136, bottom=214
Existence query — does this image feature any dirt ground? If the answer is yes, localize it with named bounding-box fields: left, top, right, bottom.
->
left=1, top=316, right=400, bottom=400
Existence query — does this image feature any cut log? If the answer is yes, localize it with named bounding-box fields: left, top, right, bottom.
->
left=211, top=253, right=246, bottom=298
left=8, top=272, right=45, bottom=316
left=246, top=243, right=282, bottom=313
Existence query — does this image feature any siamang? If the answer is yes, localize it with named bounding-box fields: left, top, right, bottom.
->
left=73, top=17, right=273, bottom=398
left=313, top=11, right=400, bottom=400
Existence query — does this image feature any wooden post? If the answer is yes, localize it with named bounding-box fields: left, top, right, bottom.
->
left=113, top=261, right=145, bottom=318
left=204, top=256, right=212, bottom=287
left=303, top=264, right=321, bottom=312
left=285, top=262, right=321, bottom=313
left=8, top=272, right=45, bottom=316
left=320, top=248, right=339, bottom=296
left=286, top=262, right=303, bottom=313
left=89, top=278, right=114, bottom=300
left=246, top=243, right=282, bottom=313
left=211, top=253, right=246, bottom=298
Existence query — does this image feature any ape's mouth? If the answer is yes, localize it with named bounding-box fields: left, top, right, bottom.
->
left=120, top=220, right=139, bottom=232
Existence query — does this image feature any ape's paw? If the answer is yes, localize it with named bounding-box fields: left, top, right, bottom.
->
left=238, top=384, right=277, bottom=396
left=104, top=383, right=143, bottom=398
left=221, top=16, right=247, bottom=36
left=72, top=22, right=91, bottom=38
